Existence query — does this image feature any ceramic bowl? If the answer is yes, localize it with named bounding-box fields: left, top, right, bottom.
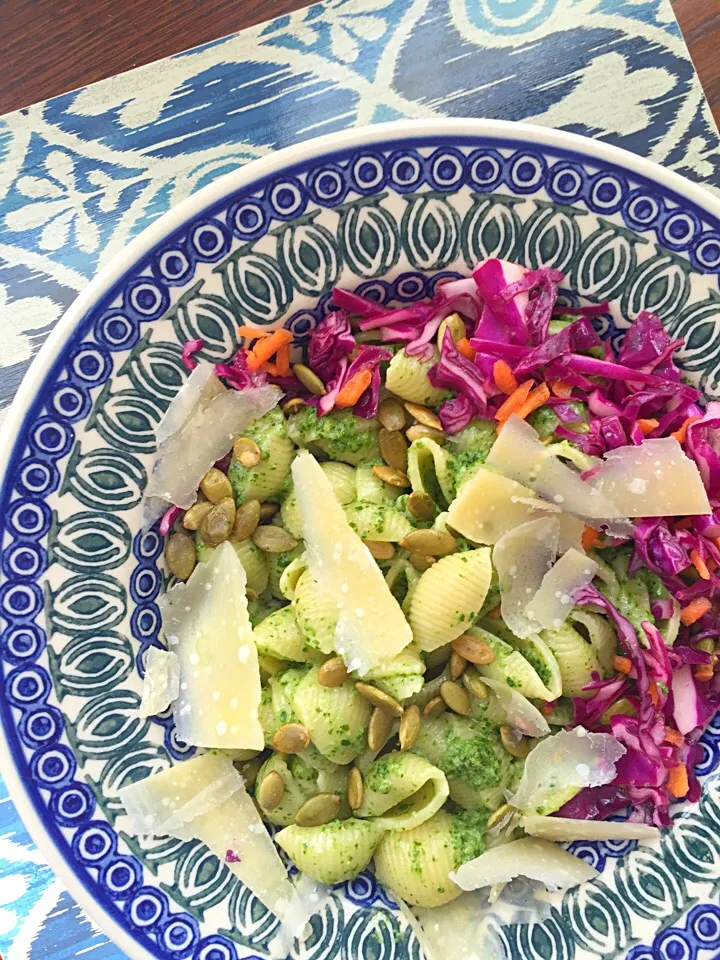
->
left=2, top=119, right=720, bottom=960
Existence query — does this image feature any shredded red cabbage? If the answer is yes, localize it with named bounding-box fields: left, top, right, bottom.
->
left=181, top=339, right=203, bottom=371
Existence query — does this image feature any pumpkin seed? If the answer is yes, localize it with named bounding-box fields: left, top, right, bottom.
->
left=295, top=792, right=341, bottom=827
left=437, top=313, right=466, bottom=347
left=237, top=755, right=265, bottom=790
left=407, top=491, right=435, bottom=521
left=379, top=428, right=409, bottom=472
left=200, top=497, right=236, bottom=546
left=450, top=651, right=467, bottom=681
left=452, top=633, right=496, bottom=665
left=364, top=540, right=395, bottom=561
left=318, top=656, right=349, bottom=687
left=399, top=529, right=457, bottom=556
left=409, top=552, right=436, bottom=572
left=233, top=436, right=261, bottom=468
left=293, top=363, right=326, bottom=396
left=355, top=682, right=403, bottom=717
left=406, top=424, right=447, bottom=445
left=257, top=770, right=285, bottom=811
left=368, top=706, right=394, bottom=752
left=200, top=467, right=233, bottom=503
left=423, top=696, right=446, bottom=718
left=347, top=767, right=364, bottom=811
left=440, top=681, right=472, bottom=716
left=404, top=402, right=443, bottom=431
left=165, top=531, right=197, bottom=580
left=230, top=499, right=261, bottom=542
left=486, top=802, right=514, bottom=830
left=399, top=705, right=421, bottom=751
left=183, top=501, right=213, bottom=531
left=259, top=502, right=280, bottom=522
left=372, top=464, right=410, bottom=488
left=272, top=723, right=311, bottom=754
left=253, top=525, right=298, bottom=553
left=462, top=667, right=488, bottom=699
left=500, top=725, right=531, bottom=759
left=282, top=396, right=306, bottom=415
left=378, top=397, right=406, bottom=432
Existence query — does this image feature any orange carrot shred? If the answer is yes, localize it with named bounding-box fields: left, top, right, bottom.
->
left=694, top=663, right=714, bottom=683
left=667, top=764, right=689, bottom=799
left=261, top=361, right=278, bottom=376
left=672, top=415, right=701, bottom=444
left=495, top=380, right=534, bottom=422
left=637, top=418, right=659, bottom=435
left=647, top=679, right=659, bottom=707
left=276, top=343, right=291, bottom=377
left=690, top=549, right=711, bottom=581
left=493, top=359, right=518, bottom=395
left=581, top=526, right=600, bottom=551
left=674, top=517, right=693, bottom=531
left=514, top=383, right=551, bottom=422
left=456, top=338, right=477, bottom=362
left=246, top=328, right=293, bottom=371
left=680, top=597, right=712, bottom=626
left=487, top=605, right=502, bottom=620
left=237, top=325, right=271, bottom=339
left=549, top=379, right=573, bottom=399
left=335, top=369, right=373, bottom=408
left=613, top=655, right=633, bottom=675
left=542, top=703, right=554, bottom=717
left=715, top=537, right=720, bottom=552
left=664, top=727, right=684, bottom=747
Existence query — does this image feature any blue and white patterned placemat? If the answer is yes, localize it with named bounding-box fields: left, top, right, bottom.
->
left=1, top=0, right=719, bottom=957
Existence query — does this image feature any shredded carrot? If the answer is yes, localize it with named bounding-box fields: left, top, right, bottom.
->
left=672, top=415, right=701, bottom=444
left=667, top=764, right=689, bottom=799
left=457, top=338, right=477, bottom=362
left=487, top=605, right=502, bottom=620
left=664, top=727, right=684, bottom=747
left=581, top=526, right=600, bottom=551
left=493, top=359, right=518, bottom=395
left=261, top=361, right=278, bottom=376
left=694, top=664, right=714, bottom=683
left=495, top=380, right=534, bottom=422
left=335, top=368, right=373, bottom=408
left=276, top=343, right=290, bottom=377
left=680, top=597, right=712, bottom=626
left=542, top=703, right=554, bottom=717
left=637, top=418, right=659, bottom=435
left=246, top=328, right=293, bottom=371
left=549, top=379, right=573, bottom=399
left=237, top=325, right=270, bottom=339
left=613, top=655, right=633, bottom=675
left=647, top=679, right=659, bottom=707
left=690, top=549, right=711, bottom=581
left=715, top=537, right=720, bottom=552
left=514, top=383, right=551, bottom=422
left=674, top=517, right=694, bottom=531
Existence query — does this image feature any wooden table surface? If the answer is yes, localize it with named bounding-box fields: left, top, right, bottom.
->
left=0, top=0, right=718, bottom=123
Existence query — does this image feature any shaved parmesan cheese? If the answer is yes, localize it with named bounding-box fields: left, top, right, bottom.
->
left=145, top=383, right=280, bottom=521
left=156, top=362, right=225, bottom=447
left=450, top=837, right=598, bottom=892
left=161, top=541, right=264, bottom=749
left=493, top=517, right=559, bottom=638
left=590, top=437, right=711, bottom=517
left=482, top=677, right=550, bottom=737
left=521, top=815, right=659, bottom=842
left=119, top=752, right=295, bottom=918
left=486, top=414, right=548, bottom=486
left=557, top=513, right=585, bottom=552
left=533, top=454, right=625, bottom=519
left=400, top=895, right=506, bottom=960
left=510, top=727, right=625, bottom=815
left=139, top=647, right=179, bottom=718
left=526, top=549, right=598, bottom=631
left=292, top=452, right=412, bottom=673
left=447, top=467, right=561, bottom=544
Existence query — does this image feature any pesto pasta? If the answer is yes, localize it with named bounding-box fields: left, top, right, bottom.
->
left=374, top=812, right=461, bottom=907
left=357, top=751, right=449, bottom=830
left=384, top=348, right=448, bottom=407
left=229, top=407, right=295, bottom=502
left=276, top=818, right=385, bottom=884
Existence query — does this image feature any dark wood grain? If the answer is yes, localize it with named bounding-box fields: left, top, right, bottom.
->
left=0, top=0, right=719, bottom=126
left=671, top=0, right=720, bottom=125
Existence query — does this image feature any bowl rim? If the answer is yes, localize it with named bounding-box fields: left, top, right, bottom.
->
left=3, top=116, right=720, bottom=959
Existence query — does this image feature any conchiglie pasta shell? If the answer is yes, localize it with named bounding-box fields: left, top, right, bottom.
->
left=292, top=665, right=371, bottom=763
left=385, top=350, right=448, bottom=407
left=374, top=811, right=461, bottom=907
left=358, top=750, right=448, bottom=830
left=292, top=569, right=337, bottom=654
left=282, top=462, right=356, bottom=537
left=276, top=818, right=385, bottom=884
left=230, top=539, right=269, bottom=595
left=253, top=605, right=323, bottom=663
left=409, top=549, right=492, bottom=652
left=540, top=622, right=602, bottom=698
left=407, top=438, right=455, bottom=507
left=344, top=502, right=414, bottom=542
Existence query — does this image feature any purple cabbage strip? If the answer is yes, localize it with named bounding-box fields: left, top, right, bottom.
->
left=512, top=317, right=601, bottom=378
left=332, top=287, right=389, bottom=318
left=686, top=402, right=720, bottom=499
left=472, top=258, right=529, bottom=344
left=618, top=310, right=683, bottom=377
left=308, top=310, right=356, bottom=382
left=438, top=393, right=476, bottom=434
left=630, top=519, right=690, bottom=578
left=428, top=329, right=488, bottom=415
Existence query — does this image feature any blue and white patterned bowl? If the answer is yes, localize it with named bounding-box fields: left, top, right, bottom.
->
left=2, top=119, right=720, bottom=960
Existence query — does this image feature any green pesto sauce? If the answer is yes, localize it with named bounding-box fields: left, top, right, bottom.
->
left=521, top=647, right=552, bottom=686
left=440, top=721, right=502, bottom=790
left=529, top=405, right=560, bottom=440
left=229, top=407, right=289, bottom=503
left=448, top=419, right=497, bottom=487
left=451, top=807, right=489, bottom=866
left=287, top=407, right=381, bottom=464
left=365, top=754, right=404, bottom=795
